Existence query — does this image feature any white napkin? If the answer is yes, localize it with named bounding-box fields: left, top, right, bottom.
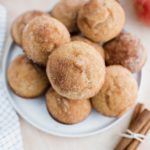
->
left=0, top=4, right=23, bottom=150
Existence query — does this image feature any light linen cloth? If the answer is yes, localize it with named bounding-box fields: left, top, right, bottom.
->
left=0, top=4, right=23, bottom=150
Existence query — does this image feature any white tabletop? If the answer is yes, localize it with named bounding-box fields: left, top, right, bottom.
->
left=0, top=0, right=150, bottom=149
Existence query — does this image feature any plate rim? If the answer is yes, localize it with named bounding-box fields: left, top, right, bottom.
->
left=2, top=42, right=142, bottom=138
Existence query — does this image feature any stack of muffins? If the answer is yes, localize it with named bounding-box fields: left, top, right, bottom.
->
left=8, top=0, right=147, bottom=124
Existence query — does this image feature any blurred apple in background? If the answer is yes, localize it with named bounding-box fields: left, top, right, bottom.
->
left=134, top=0, right=150, bottom=25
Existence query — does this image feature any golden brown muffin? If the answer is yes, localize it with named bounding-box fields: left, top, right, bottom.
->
left=71, top=35, right=105, bottom=58
left=77, top=0, right=125, bottom=42
left=11, top=10, right=46, bottom=46
left=104, top=32, right=147, bottom=73
left=22, top=15, right=71, bottom=66
left=46, top=41, right=105, bottom=100
left=7, top=55, right=49, bottom=98
left=51, top=0, right=88, bottom=33
left=46, top=88, right=92, bottom=124
left=92, top=65, right=138, bottom=117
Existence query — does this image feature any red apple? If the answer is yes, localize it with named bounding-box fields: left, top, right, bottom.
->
left=134, top=0, right=150, bottom=25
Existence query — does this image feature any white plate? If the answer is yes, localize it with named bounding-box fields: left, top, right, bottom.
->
left=2, top=43, right=142, bottom=138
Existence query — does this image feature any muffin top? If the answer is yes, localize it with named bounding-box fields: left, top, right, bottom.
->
left=51, top=0, right=88, bottom=32
left=46, top=41, right=105, bottom=100
left=22, top=15, right=71, bottom=65
left=11, top=10, right=45, bottom=46
left=92, top=65, right=138, bottom=117
left=77, top=0, right=125, bottom=42
left=7, top=55, right=49, bottom=98
left=104, top=32, right=147, bottom=73
left=46, top=88, right=92, bottom=124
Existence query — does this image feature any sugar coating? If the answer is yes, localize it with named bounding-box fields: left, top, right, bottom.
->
left=77, top=0, right=125, bottom=42
left=11, top=10, right=45, bottom=46
left=46, top=41, right=105, bottom=100
left=22, top=15, right=71, bottom=65
left=92, top=65, right=138, bottom=117
left=46, top=88, right=92, bottom=124
left=7, top=55, right=49, bottom=98
left=51, top=0, right=88, bottom=32
left=71, top=35, right=105, bottom=58
left=104, top=32, right=147, bottom=73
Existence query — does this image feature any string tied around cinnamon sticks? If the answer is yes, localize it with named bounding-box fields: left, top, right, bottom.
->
left=121, top=129, right=150, bottom=142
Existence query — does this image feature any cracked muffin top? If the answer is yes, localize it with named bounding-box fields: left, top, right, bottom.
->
left=46, top=88, right=92, bottom=124
left=77, top=0, right=125, bottom=42
left=92, top=65, right=138, bottom=117
left=22, top=15, right=71, bottom=66
left=46, top=41, right=105, bottom=100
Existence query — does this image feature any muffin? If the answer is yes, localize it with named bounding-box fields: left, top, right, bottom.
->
left=46, top=88, right=92, bottom=124
left=11, top=10, right=46, bottom=46
left=46, top=41, right=105, bottom=100
left=77, top=0, right=125, bottom=42
left=22, top=15, right=71, bottom=66
left=92, top=65, right=138, bottom=117
left=7, top=55, right=49, bottom=98
left=71, top=35, right=105, bottom=58
left=104, top=31, right=147, bottom=73
left=51, top=0, right=88, bottom=33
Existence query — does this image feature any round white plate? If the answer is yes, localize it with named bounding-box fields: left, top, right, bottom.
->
left=2, top=43, right=141, bottom=138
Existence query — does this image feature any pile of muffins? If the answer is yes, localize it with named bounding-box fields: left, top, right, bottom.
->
left=8, top=0, right=147, bottom=124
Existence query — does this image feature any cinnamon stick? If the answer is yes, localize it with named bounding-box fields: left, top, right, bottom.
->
left=126, top=120, right=150, bottom=150
left=130, top=103, right=145, bottom=126
left=114, top=109, right=150, bottom=150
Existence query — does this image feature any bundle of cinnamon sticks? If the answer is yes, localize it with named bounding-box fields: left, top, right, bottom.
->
left=115, top=103, right=150, bottom=150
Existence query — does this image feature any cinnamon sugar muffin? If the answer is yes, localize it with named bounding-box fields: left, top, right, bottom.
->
left=46, top=88, right=92, bottom=124
left=71, top=35, right=105, bottom=58
left=7, top=55, right=49, bottom=98
left=51, top=0, right=88, bottom=33
left=104, top=32, right=147, bottom=73
left=92, top=65, right=138, bottom=117
left=11, top=10, right=46, bottom=46
left=77, top=0, right=125, bottom=42
left=46, top=41, right=105, bottom=100
left=22, top=15, right=71, bottom=66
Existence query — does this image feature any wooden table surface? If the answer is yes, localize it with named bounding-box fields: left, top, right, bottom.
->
left=1, top=0, right=150, bottom=149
